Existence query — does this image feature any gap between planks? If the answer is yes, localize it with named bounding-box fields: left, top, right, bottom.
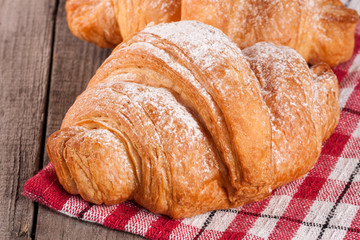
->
left=31, top=0, right=60, bottom=239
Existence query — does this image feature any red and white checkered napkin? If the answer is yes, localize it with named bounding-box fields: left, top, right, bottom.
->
left=24, top=24, right=360, bottom=240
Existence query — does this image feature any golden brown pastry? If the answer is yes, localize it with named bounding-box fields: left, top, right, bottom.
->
left=183, top=0, right=359, bottom=67
left=66, top=0, right=358, bottom=66
left=47, top=21, right=340, bottom=218
left=66, top=0, right=181, bottom=48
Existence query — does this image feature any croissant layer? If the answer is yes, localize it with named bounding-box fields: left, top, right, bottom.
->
left=47, top=21, right=340, bottom=218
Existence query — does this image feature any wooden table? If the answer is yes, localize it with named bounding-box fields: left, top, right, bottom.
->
left=0, top=0, right=142, bottom=238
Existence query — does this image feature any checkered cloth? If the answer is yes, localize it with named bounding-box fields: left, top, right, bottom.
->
left=24, top=21, right=360, bottom=240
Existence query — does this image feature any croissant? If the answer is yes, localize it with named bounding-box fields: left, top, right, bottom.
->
left=47, top=21, right=340, bottom=218
left=66, top=0, right=358, bottom=66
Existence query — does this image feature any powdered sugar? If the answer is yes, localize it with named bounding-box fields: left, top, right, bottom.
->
left=143, top=21, right=241, bottom=71
left=243, top=42, right=321, bottom=181
left=64, top=79, right=218, bottom=187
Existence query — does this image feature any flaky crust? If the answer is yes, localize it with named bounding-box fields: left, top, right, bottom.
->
left=66, top=0, right=358, bottom=66
left=66, top=0, right=181, bottom=48
left=183, top=0, right=359, bottom=67
left=47, top=21, right=340, bottom=218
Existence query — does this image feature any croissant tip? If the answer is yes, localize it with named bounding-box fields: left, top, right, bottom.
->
left=310, top=62, right=332, bottom=76
left=320, top=5, right=359, bottom=23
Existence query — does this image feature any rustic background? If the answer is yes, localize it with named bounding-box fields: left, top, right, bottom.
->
left=0, top=0, right=140, bottom=238
left=0, top=0, right=359, bottom=239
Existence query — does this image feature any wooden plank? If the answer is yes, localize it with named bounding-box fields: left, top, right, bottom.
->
left=347, top=1, right=360, bottom=14
left=0, top=0, right=57, bottom=239
left=36, top=205, right=144, bottom=240
left=35, top=0, right=143, bottom=239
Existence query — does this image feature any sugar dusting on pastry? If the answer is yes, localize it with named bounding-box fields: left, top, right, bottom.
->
left=242, top=42, right=338, bottom=186
left=144, top=21, right=241, bottom=71
left=66, top=79, right=219, bottom=177
left=128, top=41, right=215, bottom=109
left=48, top=21, right=340, bottom=218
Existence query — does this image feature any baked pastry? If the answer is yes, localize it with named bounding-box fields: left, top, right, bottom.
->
left=47, top=21, right=340, bottom=218
left=66, top=0, right=181, bottom=48
left=183, top=0, right=359, bottom=67
left=66, top=0, right=358, bottom=66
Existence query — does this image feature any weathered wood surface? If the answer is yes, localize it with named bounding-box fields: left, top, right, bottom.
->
left=34, top=0, right=143, bottom=239
left=0, top=0, right=142, bottom=238
left=0, top=0, right=57, bottom=239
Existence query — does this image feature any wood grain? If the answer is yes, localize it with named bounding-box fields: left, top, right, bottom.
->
left=0, top=0, right=57, bottom=239
left=34, top=0, right=143, bottom=239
